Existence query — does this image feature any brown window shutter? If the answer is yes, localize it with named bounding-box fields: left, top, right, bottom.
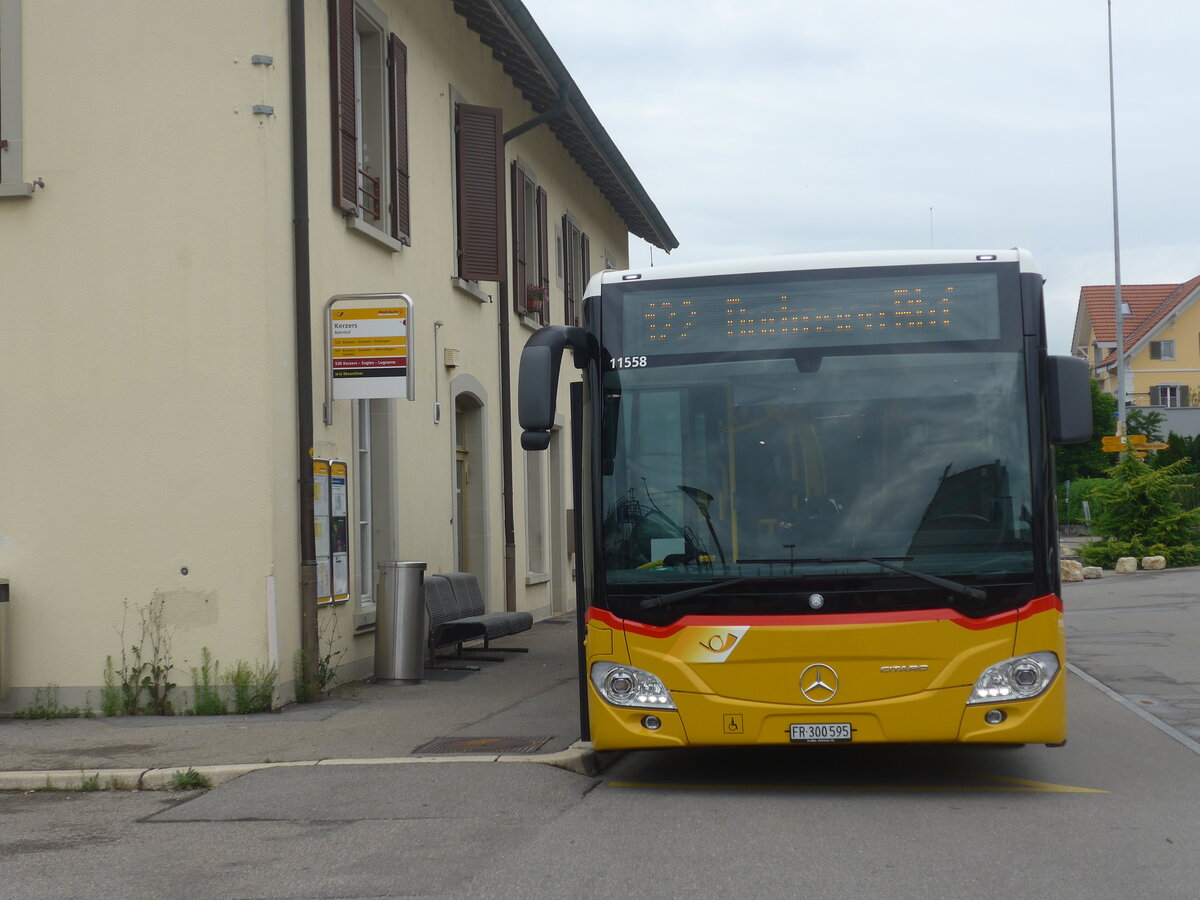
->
left=388, top=34, right=411, bottom=245
left=329, top=0, right=358, bottom=215
left=580, top=232, right=591, bottom=288
left=536, top=187, right=549, bottom=324
left=562, top=213, right=574, bottom=326
left=511, top=161, right=527, bottom=313
left=455, top=104, right=506, bottom=282
left=579, top=232, right=591, bottom=326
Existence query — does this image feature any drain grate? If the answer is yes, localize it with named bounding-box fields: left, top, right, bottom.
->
left=412, top=735, right=552, bottom=755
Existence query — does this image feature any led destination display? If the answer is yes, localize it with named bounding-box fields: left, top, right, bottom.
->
left=618, top=271, right=1001, bottom=357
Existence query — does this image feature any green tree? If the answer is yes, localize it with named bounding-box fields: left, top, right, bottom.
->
left=1080, top=455, right=1200, bottom=567
left=1056, top=379, right=1116, bottom=483
left=1125, top=408, right=1166, bottom=443
left=1153, top=431, right=1200, bottom=476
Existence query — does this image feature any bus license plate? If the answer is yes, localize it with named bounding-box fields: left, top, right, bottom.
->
left=790, top=723, right=852, bottom=743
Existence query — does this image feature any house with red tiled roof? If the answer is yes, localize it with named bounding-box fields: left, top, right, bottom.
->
left=1071, top=276, right=1200, bottom=425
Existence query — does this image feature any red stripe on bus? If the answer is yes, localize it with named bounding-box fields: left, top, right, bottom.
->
left=586, top=594, right=1061, bottom=638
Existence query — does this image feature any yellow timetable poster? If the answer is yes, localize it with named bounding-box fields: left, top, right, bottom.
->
left=330, top=461, right=349, bottom=602
left=313, top=460, right=332, bottom=604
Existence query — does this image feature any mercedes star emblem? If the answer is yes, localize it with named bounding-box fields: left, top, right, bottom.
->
left=799, top=663, right=839, bottom=703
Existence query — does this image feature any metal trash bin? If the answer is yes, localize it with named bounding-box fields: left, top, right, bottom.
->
left=375, top=562, right=427, bottom=683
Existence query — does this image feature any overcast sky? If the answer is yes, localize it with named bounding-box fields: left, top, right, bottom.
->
left=523, top=0, right=1200, bottom=354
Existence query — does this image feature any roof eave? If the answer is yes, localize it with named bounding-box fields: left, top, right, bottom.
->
left=454, top=0, right=679, bottom=252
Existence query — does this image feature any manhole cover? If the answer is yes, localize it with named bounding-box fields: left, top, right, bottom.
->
left=412, top=735, right=552, bottom=754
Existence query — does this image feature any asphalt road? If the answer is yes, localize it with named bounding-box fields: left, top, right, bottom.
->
left=3, top=668, right=1198, bottom=899
left=3, top=569, right=1198, bottom=899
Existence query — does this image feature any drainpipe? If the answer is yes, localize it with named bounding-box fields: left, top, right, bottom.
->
left=498, top=85, right=572, bottom=613
left=289, top=0, right=320, bottom=687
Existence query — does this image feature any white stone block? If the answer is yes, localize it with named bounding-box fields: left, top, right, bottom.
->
left=1060, top=559, right=1084, bottom=582
left=1082, top=566, right=1104, bottom=579
left=1115, top=557, right=1138, bottom=574
left=1141, top=555, right=1167, bottom=570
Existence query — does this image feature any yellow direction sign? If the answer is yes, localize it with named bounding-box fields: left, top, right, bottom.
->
left=1101, top=434, right=1169, bottom=453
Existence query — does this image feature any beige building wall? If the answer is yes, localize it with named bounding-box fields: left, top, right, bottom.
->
left=0, top=2, right=300, bottom=703
left=0, top=0, right=639, bottom=710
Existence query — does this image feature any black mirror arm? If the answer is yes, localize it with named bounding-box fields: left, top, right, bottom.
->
left=518, top=326, right=592, bottom=451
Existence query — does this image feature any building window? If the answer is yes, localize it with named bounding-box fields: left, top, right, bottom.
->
left=512, top=161, right=548, bottom=322
left=561, top=214, right=590, bottom=327
left=0, top=0, right=32, bottom=197
left=329, top=0, right=409, bottom=246
left=454, top=103, right=505, bottom=282
left=1150, top=384, right=1189, bottom=408
left=1149, top=340, right=1175, bottom=360
left=525, top=450, right=548, bottom=576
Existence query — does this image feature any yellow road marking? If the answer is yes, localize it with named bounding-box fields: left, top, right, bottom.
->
left=980, top=775, right=1106, bottom=793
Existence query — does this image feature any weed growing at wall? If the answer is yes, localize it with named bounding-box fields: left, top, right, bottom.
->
left=102, top=598, right=177, bottom=715
left=190, top=647, right=227, bottom=716
left=231, top=660, right=277, bottom=714
left=13, top=685, right=94, bottom=719
left=186, top=650, right=277, bottom=715
left=293, top=613, right=345, bottom=703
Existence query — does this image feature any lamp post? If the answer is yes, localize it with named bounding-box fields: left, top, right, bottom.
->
left=1108, top=0, right=1126, bottom=434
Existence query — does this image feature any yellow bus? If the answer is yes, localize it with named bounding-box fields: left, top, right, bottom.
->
left=519, top=250, right=1091, bottom=750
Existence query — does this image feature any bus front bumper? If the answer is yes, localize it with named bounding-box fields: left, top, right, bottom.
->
left=586, top=672, right=1066, bottom=750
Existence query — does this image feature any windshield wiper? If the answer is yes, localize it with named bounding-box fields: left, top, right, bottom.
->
left=639, top=557, right=985, bottom=610
left=640, top=577, right=750, bottom=610
left=805, top=556, right=986, bottom=602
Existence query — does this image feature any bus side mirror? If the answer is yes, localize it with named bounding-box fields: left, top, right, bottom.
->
left=1047, top=355, right=1092, bottom=445
left=518, top=325, right=589, bottom=451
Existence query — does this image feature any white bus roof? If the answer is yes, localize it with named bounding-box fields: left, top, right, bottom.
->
left=590, top=249, right=1042, bottom=292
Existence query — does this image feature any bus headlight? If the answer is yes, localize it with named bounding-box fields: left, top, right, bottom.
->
left=591, top=661, right=677, bottom=710
left=967, top=652, right=1060, bottom=704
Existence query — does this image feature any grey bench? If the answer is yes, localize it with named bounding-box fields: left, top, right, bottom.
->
left=424, top=572, right=533, bottom=658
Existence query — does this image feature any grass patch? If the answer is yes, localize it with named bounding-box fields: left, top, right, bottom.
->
left=169, top=767, right=213, bottom=791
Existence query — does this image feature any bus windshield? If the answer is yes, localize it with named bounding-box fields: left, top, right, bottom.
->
left=598, top=350, right=1034, bottom=618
